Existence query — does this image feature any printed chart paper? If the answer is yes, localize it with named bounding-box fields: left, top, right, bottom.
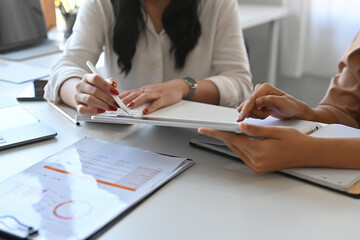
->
left=0, top=137, right=193, bottom=239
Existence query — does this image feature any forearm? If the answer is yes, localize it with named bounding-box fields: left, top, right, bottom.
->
left=59, top=78, right=81, bottom=109
left=307, top=137, right=360, bottom=169
left=292, top=99, right=338, bottom=124
left=176, top=78, right=220, bottom=105
left=192, top=80, right=220, bottom=105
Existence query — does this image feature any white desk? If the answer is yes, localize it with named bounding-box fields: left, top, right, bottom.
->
left=239, top=4, right=287, bottom=86
left=1, top=53, right=360, bottom=240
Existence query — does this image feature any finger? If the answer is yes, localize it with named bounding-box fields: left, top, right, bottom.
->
left=108, top=77, right=118, bottom=88
left=123, top=91, right=158, bottom=110
left=255, top=95, right=289, bottom=110
left=238, top=83, right=284, bottom=121
left=237, top=101, right=245, bottom=112
left=198, top=127, right=258, bottom=166
left=246, top=108, right=273, bottom=120
left=197, top=127, right=237, bottom=142
left=198, top=127, right=268, bottom=172
left=121, top=91, right=143, bottom=106
left=143, top=98, right=164, bottom=114
left=224, top=141, right=250, bottom=163
left=119, top=88, right=140, bottom=99
left=75, top=92, right=117, bottom=111
left=239, top=122, right=292, bottom=139
left=238, top=107, right=273, bottom=121
left=85, top=74, right=119, bottom=97
left=238, top=95, right=258, bottom=121
left=238, top=83, right=264, bottom=114
left=76, top=79, right=118, bottom=109
left=76, top=104, right=106, bottom=115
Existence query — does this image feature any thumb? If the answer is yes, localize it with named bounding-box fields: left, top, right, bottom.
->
left=239, top=123, right=287, bottom=139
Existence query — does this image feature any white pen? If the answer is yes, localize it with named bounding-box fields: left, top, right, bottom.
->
left=86, top=61, right=130, bottom=114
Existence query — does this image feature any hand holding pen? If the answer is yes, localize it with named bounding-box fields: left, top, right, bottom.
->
left=86, top=61, right=130, bottom=114
left=71, top=61, right=127, bottom=115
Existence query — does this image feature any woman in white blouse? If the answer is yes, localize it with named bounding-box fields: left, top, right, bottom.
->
left=45, top=0, right=252, bottom=115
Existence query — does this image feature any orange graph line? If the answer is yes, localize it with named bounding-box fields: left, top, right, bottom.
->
left=43, top=165, right=136, bottom=192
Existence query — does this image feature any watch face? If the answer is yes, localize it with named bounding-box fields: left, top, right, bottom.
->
left=184, top=77, right=197, bottom=88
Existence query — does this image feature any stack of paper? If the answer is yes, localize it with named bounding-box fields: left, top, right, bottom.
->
left=0, top=61, right=49, bottom=83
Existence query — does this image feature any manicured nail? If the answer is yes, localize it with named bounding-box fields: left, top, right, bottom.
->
left=109, top=106, right=118, bottom=111
left=110, top=88, right=119, bottom=95
left=97, top=109, right=106, bottom=113
left=128, top=102, right=135, bottom=108
left=111, top=81, right=117, bottom=87
left=143, top=109, right=149, bottom=114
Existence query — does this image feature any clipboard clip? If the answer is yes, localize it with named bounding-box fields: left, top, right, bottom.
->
left=0, top=215, right=38, bottom=240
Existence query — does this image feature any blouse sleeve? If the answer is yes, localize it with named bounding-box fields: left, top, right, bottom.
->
left=318, top=32, right=360, bottom=128
left=44, top=0, right=113, bottom=103
left=204, top=0, right=253, bottom=107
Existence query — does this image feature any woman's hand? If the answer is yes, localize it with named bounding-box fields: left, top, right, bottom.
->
left=237, top=83, right=309, bottom=122
left=73, top=74, right=120, bottom=115
left=119, top=79, right=189, bottom=114
left=198, top=123, right=316, bottom=173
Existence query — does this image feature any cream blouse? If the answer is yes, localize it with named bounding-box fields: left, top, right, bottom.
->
left=44, top=0, right=252, bottom=107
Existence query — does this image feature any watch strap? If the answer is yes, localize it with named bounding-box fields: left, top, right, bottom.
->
left=183, top=77, right=197, bottom=100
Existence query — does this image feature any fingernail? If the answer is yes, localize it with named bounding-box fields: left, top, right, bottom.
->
left=143, top=109, right=149, bottom=114
left=97, top=109, right=106, bottom=113
left=111, top=81, right=117, bottom=87
left=128, top=102, right=134, bottom=108
left=109, top=106, right=117, bottom=111
left=110, top=88, right=119, bottom=95
left=198, top=128, right=204, bottom=134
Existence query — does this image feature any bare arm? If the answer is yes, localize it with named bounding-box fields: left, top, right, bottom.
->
left=59, top=78, right=80, bottom=109
left=119, top=78, right=219, bottom=114
left=198, top=123, right=360, bottom=173
left=237, top=83, right=339, bottom=124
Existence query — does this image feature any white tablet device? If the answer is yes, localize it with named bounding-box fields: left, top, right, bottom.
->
left=76, top=100, right=242, bottom=133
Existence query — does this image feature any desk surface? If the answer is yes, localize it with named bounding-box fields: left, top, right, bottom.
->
left=1, top=7, right=360, bottom=240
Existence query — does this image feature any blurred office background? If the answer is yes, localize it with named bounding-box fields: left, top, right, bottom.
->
left=47, top=0, right=360, bottom=107
left=244, top=0, right=360, bottom=107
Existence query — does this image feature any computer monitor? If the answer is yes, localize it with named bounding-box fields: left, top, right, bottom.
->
left=0, top=0, right=48, bottom=53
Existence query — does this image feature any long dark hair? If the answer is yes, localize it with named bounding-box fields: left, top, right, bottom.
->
left=111, top=0, right=201, bottom=75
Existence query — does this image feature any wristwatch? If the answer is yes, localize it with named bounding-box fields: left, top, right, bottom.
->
left=183, top=77, right=197, bottom=100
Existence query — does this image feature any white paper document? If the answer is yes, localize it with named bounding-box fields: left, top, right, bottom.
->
left=0, top=61, right=49, bottom=83
left=190, top=121, right=360, bottom=193
left=281, top=124, right=360, bottom=191
left=0, top=137, right=193, bottom=239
